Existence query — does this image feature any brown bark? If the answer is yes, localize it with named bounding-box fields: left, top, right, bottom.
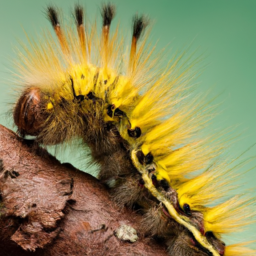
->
left=0, top=124, right=168, bottom=256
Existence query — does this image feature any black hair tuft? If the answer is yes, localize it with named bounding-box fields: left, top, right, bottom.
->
left=145, top=152, right=154, bottom=165
left=101, top=3, right=115, bottom=27
left=132, top=15, right=148, bottom=40
left=75, top=5, right=84, bottom=26
left=159, top=179, right=170, bottom=191
left=47, top=6, right=59, bottom=27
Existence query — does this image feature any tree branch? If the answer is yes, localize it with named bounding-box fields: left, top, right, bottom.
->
left=0, top=124, right=168, bottom=256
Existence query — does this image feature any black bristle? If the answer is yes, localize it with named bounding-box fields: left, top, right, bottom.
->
left=183, top=203, right=191, bottom=216
left=145, top=152, right=153, bottom=165
left=107, top=104, right=113, bottom=117
left=75, top=5, right=84, bottom=26
left=151, top=174, right=158, bottom=186
left=159, top=179, right=170, bottom=191
left=128, top=127, right=141, bottom=138
left=114, top=108, right=125, bottom=117
left=47, top=6, right=59, bottom=27
left=136, top=151, right=145, bottom=165
left=101, top=3, right=115, bottom=26
left=134, top=127, right=141, bottom=138
left=132, top=15, right=148, bottom=40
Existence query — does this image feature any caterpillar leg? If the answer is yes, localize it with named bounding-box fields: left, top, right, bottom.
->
left=110, top=173, right=153, bottom=209
left=167, top=230, right=210, bottom=256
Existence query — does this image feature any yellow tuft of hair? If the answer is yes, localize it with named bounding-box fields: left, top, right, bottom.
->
left=176, top=163, right=235, bottom=211
left=225, top=242, right=256, bottom=256
left=204, top=195, right=256, bottom=235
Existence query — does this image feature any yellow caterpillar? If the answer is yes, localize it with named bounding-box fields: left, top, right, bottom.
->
left=12, top=3, right=255, bottom=256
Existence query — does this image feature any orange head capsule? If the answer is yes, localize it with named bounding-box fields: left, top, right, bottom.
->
left=13, top=87, right=48, bottom=137
left=13, top=83, right=88, bottom=145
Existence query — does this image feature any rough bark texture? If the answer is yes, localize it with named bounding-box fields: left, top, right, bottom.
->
left=0, top=124, right=168, bottom=256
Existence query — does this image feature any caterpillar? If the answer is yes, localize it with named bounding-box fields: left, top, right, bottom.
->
left=10, top=3, right=256, bottom=256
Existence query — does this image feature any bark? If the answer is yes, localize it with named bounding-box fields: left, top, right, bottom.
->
left=0, top=124, right=168, bottom=256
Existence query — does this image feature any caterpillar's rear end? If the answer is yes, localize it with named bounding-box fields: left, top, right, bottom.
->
left=13, top=3, right=256, bottom=256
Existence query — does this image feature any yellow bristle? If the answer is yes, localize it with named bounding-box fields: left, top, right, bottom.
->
left=155, top=165, right=171, bottom=183
left=177, top=165, right=234, bottom=211
left=128, top=82, right=181, bottom=132
left=139, top=107, right=203, bottom=156
left=204, top=195, right=256, bottom=234
left=157, top=134, right=227, bottom=185
left=15, top=30, right=70, bottom=88
left=125, top=49, right=202, bottom=135
left=106, top=76, right=139, bottom=110
left=225, top=242, right=256, bottom=256
left=156, top=142, right=210, bottom=180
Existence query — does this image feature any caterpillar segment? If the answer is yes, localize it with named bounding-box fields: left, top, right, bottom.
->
left=12, top=3, right=256, bottom=256
left=131, top=150, right=220, bottom=256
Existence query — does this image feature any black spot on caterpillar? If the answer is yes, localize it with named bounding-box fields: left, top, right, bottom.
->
left=11, top=3, right=256, bottom=256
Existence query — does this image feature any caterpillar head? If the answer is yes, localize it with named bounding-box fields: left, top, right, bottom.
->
left=14, top=87, right=46, bottom=137
left=13, top=81, right=88, bottom=145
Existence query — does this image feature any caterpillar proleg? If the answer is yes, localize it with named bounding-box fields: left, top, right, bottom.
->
left=9, top=2, right=256, bottom=256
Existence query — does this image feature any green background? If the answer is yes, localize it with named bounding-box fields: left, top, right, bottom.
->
left=0, top=0, right=255, bottom=247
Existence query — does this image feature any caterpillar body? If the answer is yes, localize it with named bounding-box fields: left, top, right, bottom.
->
left=12, top=3, right=255, bottom=256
